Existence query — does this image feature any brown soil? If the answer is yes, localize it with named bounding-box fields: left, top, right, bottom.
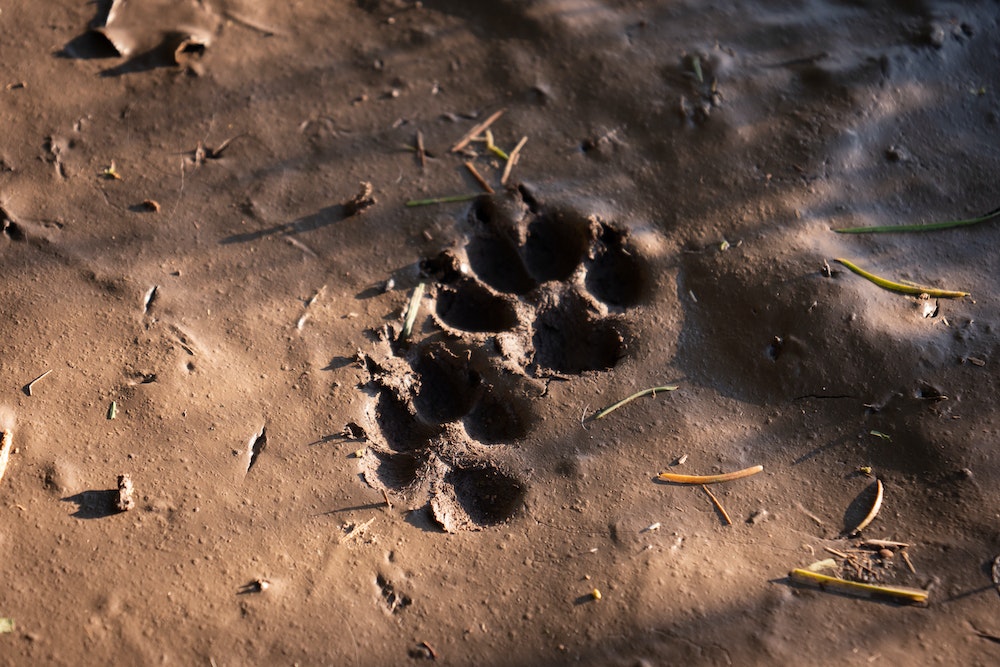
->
left=2, top=1, right=1000, bottom=665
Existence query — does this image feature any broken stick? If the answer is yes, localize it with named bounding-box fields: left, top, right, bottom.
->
left=789, top=568, right=928, bottom=605
left=501, top=136, right=528, bottom=185
left=658, top=464, right=763, bottom=485
left=25, top=369, right=52, bottom=396
left=464, top=161, right=494, bottom=194
left=701, top=484, right=732, bottom=525
left=845, top=478, right=883, bottom=536
left=450, top=109, right=506, bottom=153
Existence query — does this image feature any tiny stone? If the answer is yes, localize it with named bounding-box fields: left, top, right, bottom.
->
left=928, top=24, right=945, bottom=48
left=885, top=145, right=910, bottom=162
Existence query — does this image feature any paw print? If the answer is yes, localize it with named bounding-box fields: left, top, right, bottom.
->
left=358, top=189, right=651, bottom=531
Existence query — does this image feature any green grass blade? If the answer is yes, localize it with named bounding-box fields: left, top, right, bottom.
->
left=593, top=385, right=678, bottom=420
left=405, top=194, right=479, bottom=207
left=834, top=258, right=969, bottom=298
left=833, top=206, right=1000, bottom=234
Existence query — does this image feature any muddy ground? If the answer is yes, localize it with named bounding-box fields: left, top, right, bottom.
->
left=2, top=1, right=1000, bottom=665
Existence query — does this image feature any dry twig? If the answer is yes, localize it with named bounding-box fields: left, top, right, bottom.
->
left=789, top=568, right=928, bottom=605
left=658, top=464, right=763, bottom=485
left=451, top=109, right=506, bottom=153
left=25, top=369, right=52, bottom=396
left=464, top=161, right=494, bottom=194
left=701, top=484, right=732, bottom=525
left=846, top=478, right=883, bottom=536
left=501, top=136, right=528, bottom=185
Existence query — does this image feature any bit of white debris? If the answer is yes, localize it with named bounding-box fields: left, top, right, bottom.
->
left=143, top=285, right=159, bottom=313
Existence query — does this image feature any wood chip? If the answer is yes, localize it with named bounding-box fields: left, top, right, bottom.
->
left=401, top=282, right=425, bottom=340
left=344, top=181, right=376, bottom=216
left=116, top=474, right=135, bottom=512
left=416, top=130, right=426, bottom=169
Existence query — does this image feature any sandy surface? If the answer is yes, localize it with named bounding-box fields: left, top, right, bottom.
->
left=2, top=1, right=1000, bottom=664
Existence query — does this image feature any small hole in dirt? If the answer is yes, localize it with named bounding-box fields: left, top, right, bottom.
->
left=523, top=211, right=591, bottom=283
left=470, top=193, right=526, bottom=233
left=436, top=280, right=519, bottom=333
left=464, top=381, right=535, bottom=444
left=585, top=226, right=648, bottom=307
left=373, top=450, right=428, bottom=490
left=413, top=343, right=481, bottom=423
left=2, top=219, right=25, bottom=242
left=533, top=296, right=626, bottom=374
left=517, top=184, right=541, bottom=213
left=375, top=391, right=441, bottom=451
left=179, top=42, right=206, bottom=57
left=466, top=234, right=537, bottom=295
left=447, top=464, right=526, bottom=526
left=419, top=250, right=462, bottom=284
left=766, top=336, right=783, bottom=361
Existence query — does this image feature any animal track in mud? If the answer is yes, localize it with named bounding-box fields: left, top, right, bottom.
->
left=359, top=190, right=652, bottom=531
left=376, top=573, right=412, bottom=615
